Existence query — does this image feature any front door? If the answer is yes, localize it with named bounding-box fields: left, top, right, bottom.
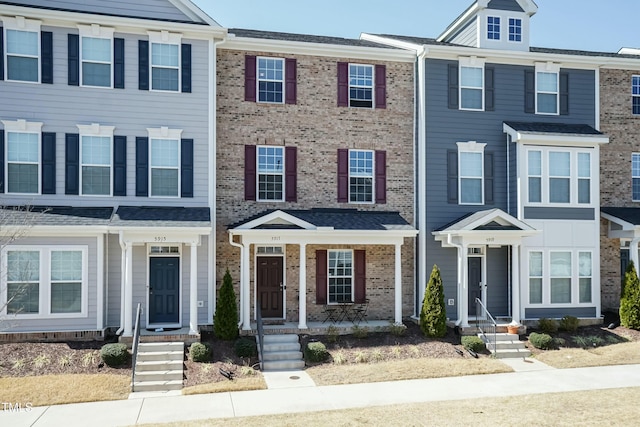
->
left=149, top=257, right=180, bottom=324
left=257, top=256, right=284, bottom=318
left=468, top=257, right=482, bottom=316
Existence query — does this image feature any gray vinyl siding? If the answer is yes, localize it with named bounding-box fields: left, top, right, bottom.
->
left=448, top=18, right=478, bottom=47
left=3, top=236, right=99, bottom=333
left=0, top=25, right=211, bottom=207
left=525, top=307, right=597, bottom=319
left=423, top=58, right=596, bottom=321
left=4, top=0, right=196, bottom=23
left=487, top=0, right=525, bottom=12
left=524, top=207, right=596, bottom=221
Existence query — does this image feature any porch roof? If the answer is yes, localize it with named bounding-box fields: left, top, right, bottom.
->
left=503, top=121, right=609, bottom=146
left=0, top=205, right=114, bottom=226
left=111, top=206, right=210, bottom=228
left=602, top=207, right=640, bottom=228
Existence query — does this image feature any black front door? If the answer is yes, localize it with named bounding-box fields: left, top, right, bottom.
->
left=257, top=256, right=284, bottom=318
left=468, top=257, right=482, bottom=316
left=149, top=257, right=180, bottom=324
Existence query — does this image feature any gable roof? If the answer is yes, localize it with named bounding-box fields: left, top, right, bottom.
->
left=434, top=208, right=535, bottom=233
left=602, top=207, right=640, bottom=228
left=503, top=121, right=609, bottom=145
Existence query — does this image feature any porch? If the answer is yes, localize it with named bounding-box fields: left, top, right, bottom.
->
left=240, top=320, right=391, bottom=336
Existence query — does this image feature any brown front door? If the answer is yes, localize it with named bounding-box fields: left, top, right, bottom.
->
left=257, top=256, right=284, bottom=318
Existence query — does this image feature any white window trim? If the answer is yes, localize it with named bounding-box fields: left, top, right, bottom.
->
left=578, top=251, right=593, bottom=304
left=147, top=30, right=182, bottom=93
left=147, top=127, right=182, bottom=198
left=535, top=62, right=560, bottom=116
left=458, top=56, right=485, bottom=111
left=256, top=56, right=285, bottom=104
left=348, top=148, right=375, bottom=204
left=327, top=249, right=354, bottom=304
left=78, top=24, right=114, bottom=89
left=0, top=245, right=89, bottom=319
left=2, top=16, right=42, bottom=84
left=457, top=141, right=486, bottom=205
left=256, top=145, right=285, bottom=202
left=2, top=119, right=43, bottom=195
left=632, top=75, right=640, bottom=116
left=77, top=123, right=115, bottom=197
left=632, top=152, right=640, bottom=202
left=348, top=63, right=375, bottom=109
left=507, top=17, right=523, bottom=43
left=486, top=15, right=501, bottom=41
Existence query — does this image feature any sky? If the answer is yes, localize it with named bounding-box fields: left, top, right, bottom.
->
left=192, top=0, right=638, bottom=53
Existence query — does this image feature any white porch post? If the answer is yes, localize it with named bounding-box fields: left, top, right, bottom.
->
left=242, top=243, right=251, bottom=330
left=631, top=237, right=640, bottom=270
left=394, top=243, right=403, bottom=324
left=123, top=242, right=133, bottom=337
left=511, top=244, right=521, bottom=324
left=298, top=243, right=307, bottom=329
left=189, top=243, right=198, bottom=334
left=460, top=244, right=469, bottom=327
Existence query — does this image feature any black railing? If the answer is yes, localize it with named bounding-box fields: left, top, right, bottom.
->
left=256, top=304, right=264, bottom=370
left=475, top=298, right=497, bottom=357
left=131, top=303, right=142, bottom=392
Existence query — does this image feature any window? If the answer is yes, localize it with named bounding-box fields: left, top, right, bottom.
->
left=632, top=153, right=640, bottom=201
left=349, top=150, right=373, bottom=203
left=349, top=64, right=373, bottom=108
left=149, top=31, right=181, bottom=91
left=258, top=57, right=284, bottom=103
left=550, top=252, right=571, bottom=304
left=536, top=63, right=559, bottom=114
left=529, top=251, right=542, bottom=304
left=457, top=141, right=486, bottom=204
left=78, top=25, right=113, bottom=87
left=528, top=150, right=542, bottom=203
left=50, top=251, right=82, bottom=313
left=633, top=76, right=640, bottom=115
left=577, top=153, right=590, bottom=204
left=6, top=250, right=40, bottom=314
left=2, top=119, right=42, bottom=194
left=257, top=146, right=284, bottom=201
left=579, top=252, right=592, bottom=303
left=78, top=124, right=114, bottom=196
left=460, top=66, right=483, bottom=110
left=3, top=17, right=41, bottom=82
left=328, top=250, right=353, bottom=303
left=509, top=18, right=522, bottom=42
left=150, top=138, right=179, bottom=197
left=549, top=151, right=570, bottom=203
left=487, top=16, right=500, bottom=40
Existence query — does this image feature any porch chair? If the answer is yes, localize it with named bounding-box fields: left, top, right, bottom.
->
left=352, top=299, right=369, bottom=324
left=322, top=305, right=339, bottom=323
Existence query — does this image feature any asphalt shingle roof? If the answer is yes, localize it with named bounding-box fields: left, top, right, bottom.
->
left=602, top=207, right=640, bottom=225
left=503, top=122, right=603, bottom=135
left=112, top=206, right=211, bottom=227
left=229, top=28, right=397, bottom=49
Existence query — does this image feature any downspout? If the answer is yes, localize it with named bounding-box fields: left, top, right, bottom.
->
left=416, top=45, right=429, bottom=316
left=447, top=233, right=464, bottom=326
left=116, top=231, right=126, bottom=335
left=228, top=232, right=244, bottom=328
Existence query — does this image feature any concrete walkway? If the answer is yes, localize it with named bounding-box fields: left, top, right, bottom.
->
left=2, top=363, right=640, bottom=427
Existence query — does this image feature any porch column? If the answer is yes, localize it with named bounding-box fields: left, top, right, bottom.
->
left=631, top=237, right=640, bottom=271
left=394, top=243, right=403, bottom=324
left=298, top=243, right=308, bottom=329
left=123, top=242, right=133, bottom=337
left=511, top=244, right=521, bottom=324
left=242, top=243, right=251, bottom=330
left=189, top=243, right=198, bottom=335
left=460, top=244, right=469, bottom=328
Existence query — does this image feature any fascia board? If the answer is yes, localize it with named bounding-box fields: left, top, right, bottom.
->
left=232, top=228, right=416, bottom=240
left=436, top=3, right=480, bottom=42
left=233, top=210, right=316, bottom=230
left=168, top=0, right=223, bottom=28
left=514, top=134, right=609, bottom=146
left=360, top=33, right=423, bottom=53
left=221, top=36, right=415, bottom=63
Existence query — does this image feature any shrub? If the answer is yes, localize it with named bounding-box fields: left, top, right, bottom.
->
left=537, top=318, right=558, bottom=334
left=389, top=322, right=407, bottom=337
left=351, top=325, right=369, bottom=339
left=559, top=315, right=580, bottom=332
left=234, top=338, right=257, bottom=358
left=100, top=343, right=128, bottom=367
left=461, top=336, right=485, bottom=352
left=189, top=342, right=211, bottom=362
left=214, top=269, right=239, bottom=340
left=529, top=332, right=554, bottom=350
left=326, top=325, right=339, bottom=343
left=620, top=261, right=640, bottom=330
left=304, top=341, right=329, bottom=363
left=420, top=264, right=447, bottom=338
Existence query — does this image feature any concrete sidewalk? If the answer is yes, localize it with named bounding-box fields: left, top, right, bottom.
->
left=2, top=363, right=640, bottom=427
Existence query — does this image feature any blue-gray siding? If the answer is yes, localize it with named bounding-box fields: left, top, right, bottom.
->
left=525, top=307, right=597, bottom=319
left=488, top=0, right=525, bottom=12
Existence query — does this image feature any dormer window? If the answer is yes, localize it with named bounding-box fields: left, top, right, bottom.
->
left=509, top=18, right=522, bottom=42
left=487, top=16, right=500, bottom=40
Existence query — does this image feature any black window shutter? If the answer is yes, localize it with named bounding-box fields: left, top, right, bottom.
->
left=447, top=150, right=458, bottom=204
left=448, top=63, right=459, bottom=109
left=114, top=38, right=125, bottom=89
left=41, top=31, right=53, bottom=84
left=525, top=69, right=535, bottom=113
left=485, top=66, right=495, bottom=111
left=181, top=138, right=194, bottom=198
left=285, top=58, right=297, bottom=105
left=65, top=133, right=79, bottom=195
left=138, top=40, right=149, bottom=91
left=113, top=135, right=127, bottom=196
left=0, top=29, right=4, bottom=81
left=315, top=250, right=328, bottom=304
left=135, top=137, right=149, bottom=196
left=374, top=64, right=386, bottom=109
left=285, top=146, right=297, bottom=202
left=42, top=132, right=56, bottom=194
left=181, top=43, right=191, bottom=93
left=0, top=130, right=4, bottom=192
left=375, top=150, right=386, bottom=204
left=245, top=55, right=257, bottom=102
left=68, top=34, right=79, bottom=86
left=244, top=145, right=257, bottom=200
left=484, top=152, right=494, bottom=204
left=560, top=71, right=569, bottom=115
left=354, top=250, right=366, bottom=303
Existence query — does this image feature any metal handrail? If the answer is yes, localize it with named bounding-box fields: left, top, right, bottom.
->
left=475, top=297, right=497, bottom=356
left=256, top=304, right=264, bottom=370
left=131, top=303, right=142, bottom=392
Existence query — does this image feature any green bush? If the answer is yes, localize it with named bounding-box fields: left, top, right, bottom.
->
left=620, top=261, right=640, bottom=330
left=461, top=336, right=485, bottom=352
left=304, top=341, right=329, bottom=363
left=214, top=269, right=239, bottom=340
left=189, top=342, right=211, bottom=362
left=529, top=332, right=554, bottom=350
left=559, top=315, right=580, bottom=332
left=389, top=322, right=407, bottom=337
left=351, top=325, right=369, bottom=339
left=234, top=338, right=257, bottom=358
left=420, top=265, right=447, bottom=338
left=326, top=325, right=339, bottom=343
left=100, top=343, right=128, bottom=367
left=537, top=318, right=558, bottom=334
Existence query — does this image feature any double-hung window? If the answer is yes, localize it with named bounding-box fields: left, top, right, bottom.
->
left=460, top=65, right=484, bottom=110
left=457, top=141, right=485, bottom=204
left=78, top=124, right=114, bottom=196
left=328, top=250, right=353, bottom=303
left=550, top=252, right=571, bottom=304
left=536, top=63, right=559, bottom=114
left=487, top=16, right=501, bottom=40
left=349, top=150, right=373, bottom=203
left=577, top=153, right=591, bottom=204
left=257, top=146, right=284, bottom=201
left=633, top=76, right=640, bottom=115
left=2, top=119, right=42, bottom=194
left=509, top=18, right=522, bottom=42
left=149, top=31, right=181, bottom=91
left=579, top=252, right=592, bottom=303
left=527, top=150, right=542, bottom=203
left=549, top=151, right=570, bottom=203
left=6, top=250, right=40, bottom=314
left=632, top=153, right=640, bottom=201
left=3, top=17, right=41, bottom=82
left=258, top=57, right=284, bottom=103
left=349, top=64, right=373, bottom=108
left=148, top=127, right=182, bottom=197
left=78, top=25, right=113, bottom=88
left=528, top=251, right=543, bottom=304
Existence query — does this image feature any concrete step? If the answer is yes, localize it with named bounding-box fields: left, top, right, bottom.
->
left=262, top=351, right=303, bottom=362
left=135, top=360, right=184, bottom=372
left=132, top=380, right=183, bottom=392
left=137, top=342, right=184, bottom=353
left=492, top=341, right=527, bottom=350
left=262, top=360, right=305, bottom=371
left=481, top=333, right=522, bottom=342
left=134, top=370, right=183, bottom=382
left=136, top=350, right=184, bottom=362
left=262, top=342, right=301, bottom=353
left=494, top=348, right=532, bottom=359
left=260, top=334, right=299, bottom=344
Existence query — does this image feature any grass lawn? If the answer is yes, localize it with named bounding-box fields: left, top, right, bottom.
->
left=534, top=341, right=640, bottom=369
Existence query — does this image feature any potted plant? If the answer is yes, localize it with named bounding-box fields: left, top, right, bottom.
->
left=507, top=321, right=520, bottom=335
